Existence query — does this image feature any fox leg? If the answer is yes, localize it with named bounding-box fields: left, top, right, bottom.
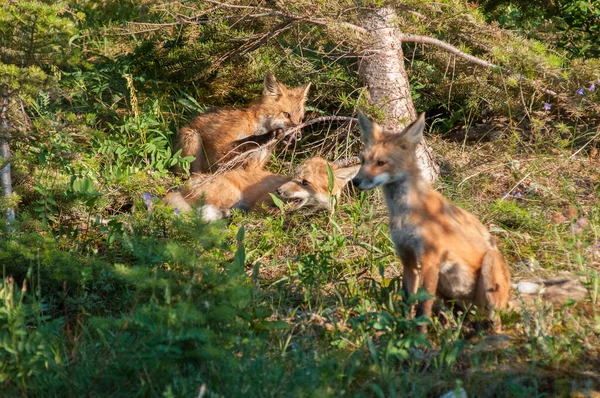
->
left=399, top=251, right=419, bottom=319
left=176, top=127, right=204, bottom=173
left=475, top=250, right=511, bottom=333
left=416, top=252, right=440, bottom=333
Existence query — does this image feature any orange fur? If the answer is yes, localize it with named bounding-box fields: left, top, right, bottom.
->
left=176, top=73, right=311, bottom=173
left=164, top=157, right=359, bottom=221
left=354, top=113, right=511, bottom=333
left=277, top=158, right=360, bottom=211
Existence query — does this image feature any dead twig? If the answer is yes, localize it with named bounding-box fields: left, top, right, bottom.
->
left=214, top=115, right=358, bottom=173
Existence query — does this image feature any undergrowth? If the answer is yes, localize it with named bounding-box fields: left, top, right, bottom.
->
left=1, top=0, right=599, bottom=396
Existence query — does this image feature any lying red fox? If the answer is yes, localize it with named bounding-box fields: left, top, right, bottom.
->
left=164, top=157, right=359, bottom=221
left=353, top=113, right=511, bottom=333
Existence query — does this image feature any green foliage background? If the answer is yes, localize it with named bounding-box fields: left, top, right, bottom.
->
left=0, top=0, right=599, bottom=396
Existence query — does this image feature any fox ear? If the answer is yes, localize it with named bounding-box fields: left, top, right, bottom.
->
left=298, top=82, right=311, bottom=101
left=399, top=113, right=426, bottom=145
left=358, top=112, right=383, bottom=146
left=334, top=164, right=361, bottom=184
left=264, top=73, right=284, bottom=97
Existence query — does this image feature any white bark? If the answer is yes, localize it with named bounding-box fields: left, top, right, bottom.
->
left=0, top=89, right=15, bottom=224
left=358, top=7, right=439, bottom=183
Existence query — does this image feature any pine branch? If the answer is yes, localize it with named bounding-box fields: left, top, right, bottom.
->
left=399, top=33, right=496, bottom=69
left=398, top=33, right=558, bottom=97
left=164, top=1, right=559, bottom=98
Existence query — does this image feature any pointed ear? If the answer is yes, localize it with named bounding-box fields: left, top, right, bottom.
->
left=263, top=73, right=284, bottom=97
left=334, top=164, right=361, bottom=184
left=399, top=113, right=426, bottom=145
left=358, top=112, right=373, bottom=145
left=358, top=112, right=383, bottom=146
left=298, top=82, right=311, bottom=101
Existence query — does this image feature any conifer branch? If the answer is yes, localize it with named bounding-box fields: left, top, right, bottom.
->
left=398, top=33, right=559, bottom=97
left=399, top=33, right=497, bottom=69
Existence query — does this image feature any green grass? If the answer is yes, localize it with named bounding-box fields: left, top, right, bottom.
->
left=1, top=1, right=599, bottom=395
left=1, top=134, right=599, bottom=396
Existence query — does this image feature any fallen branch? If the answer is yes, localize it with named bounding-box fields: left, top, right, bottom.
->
left=146, top=2, right=560, bottom=98
left=209, top=115, right=358, bottom=176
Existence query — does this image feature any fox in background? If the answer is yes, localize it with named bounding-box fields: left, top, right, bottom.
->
left=353, top=112, right=511, bottom=333
left=176, top=73, right=311, bottom=173
left=163, top=155, right=360, bottom=221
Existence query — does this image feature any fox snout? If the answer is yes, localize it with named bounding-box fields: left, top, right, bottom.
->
left=352, top=171, right=391, bottom=191
left=352, top=176, right=370, bottom=191
left=276, top=183, right=295, bottom=197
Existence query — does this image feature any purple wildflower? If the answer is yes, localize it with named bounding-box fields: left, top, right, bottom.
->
left=513, top=191, right=522, bottom=198
left=543, top=102, right=551, bottom=111
left=577, top=88, right=585, bottom=96
left=571, top=217, right=588, bottom=234
left=590, top=83, right=596, bottom=92
left=142, top=192, right=155, bottom=209
left=596, top=239, right=600, bottom=249
left=174, top=208, right=181, bottom=215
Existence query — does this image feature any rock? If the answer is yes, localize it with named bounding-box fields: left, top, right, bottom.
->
left=471, top=335, right=512, bottom=354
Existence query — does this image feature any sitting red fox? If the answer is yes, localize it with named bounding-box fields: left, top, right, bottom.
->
left=353, top=113, right=511, bottom=333
left=163, top=157, right=359, bottom=221
left=177, top=73, right=311, bottom=173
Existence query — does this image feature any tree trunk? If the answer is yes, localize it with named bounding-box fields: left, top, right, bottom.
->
left=0, top=89, right=15, bottom=224
left=358, top=7, right=439, bottom=183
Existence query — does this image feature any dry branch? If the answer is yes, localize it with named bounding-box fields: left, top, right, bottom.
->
left=209, top=115, right=358, bottom=176
left=398, top=33, right=559, bottom=97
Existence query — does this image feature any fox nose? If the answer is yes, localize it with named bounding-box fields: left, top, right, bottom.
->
left=276, top=187, right=283, bottom=195
left=351, top=177, right=361, bottom=187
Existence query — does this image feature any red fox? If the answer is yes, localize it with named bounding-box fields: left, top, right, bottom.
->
left=353, top=113, right=511, bottom=333
left=163, top=157, right=359, bottom=221
left=176, top=73, right=311, bottom=173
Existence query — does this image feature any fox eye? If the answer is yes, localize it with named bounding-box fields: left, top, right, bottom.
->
left=301, top=179, right=309, bottom=186
left=376, top=160, right=387, bottom=167
left=283, top=112, right=291, bottom=118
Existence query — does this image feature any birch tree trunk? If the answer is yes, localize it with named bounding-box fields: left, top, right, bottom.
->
left=358, top=7, right=439, bottom=183
left=0, top=89, right=15, bottom=223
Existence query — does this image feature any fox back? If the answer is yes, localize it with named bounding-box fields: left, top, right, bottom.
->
left=354, top=113, right=510, bottom=333
left=177, top=73, right=311, bottom=173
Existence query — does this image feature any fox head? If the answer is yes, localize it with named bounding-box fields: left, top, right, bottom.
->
left=259, top=73, right=311, bottom=130
left=352, top=113, right=426, bottom=191
left=276, top=157, right=360, bottom=210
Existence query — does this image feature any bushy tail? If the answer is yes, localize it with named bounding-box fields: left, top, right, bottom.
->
left=163, top=192, right=192, bottom=213
left=509, top=277, right=588, bottom=310
left=163, top=193, right=231, bottom=222
left=200, top=205, right=231, bottom=222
